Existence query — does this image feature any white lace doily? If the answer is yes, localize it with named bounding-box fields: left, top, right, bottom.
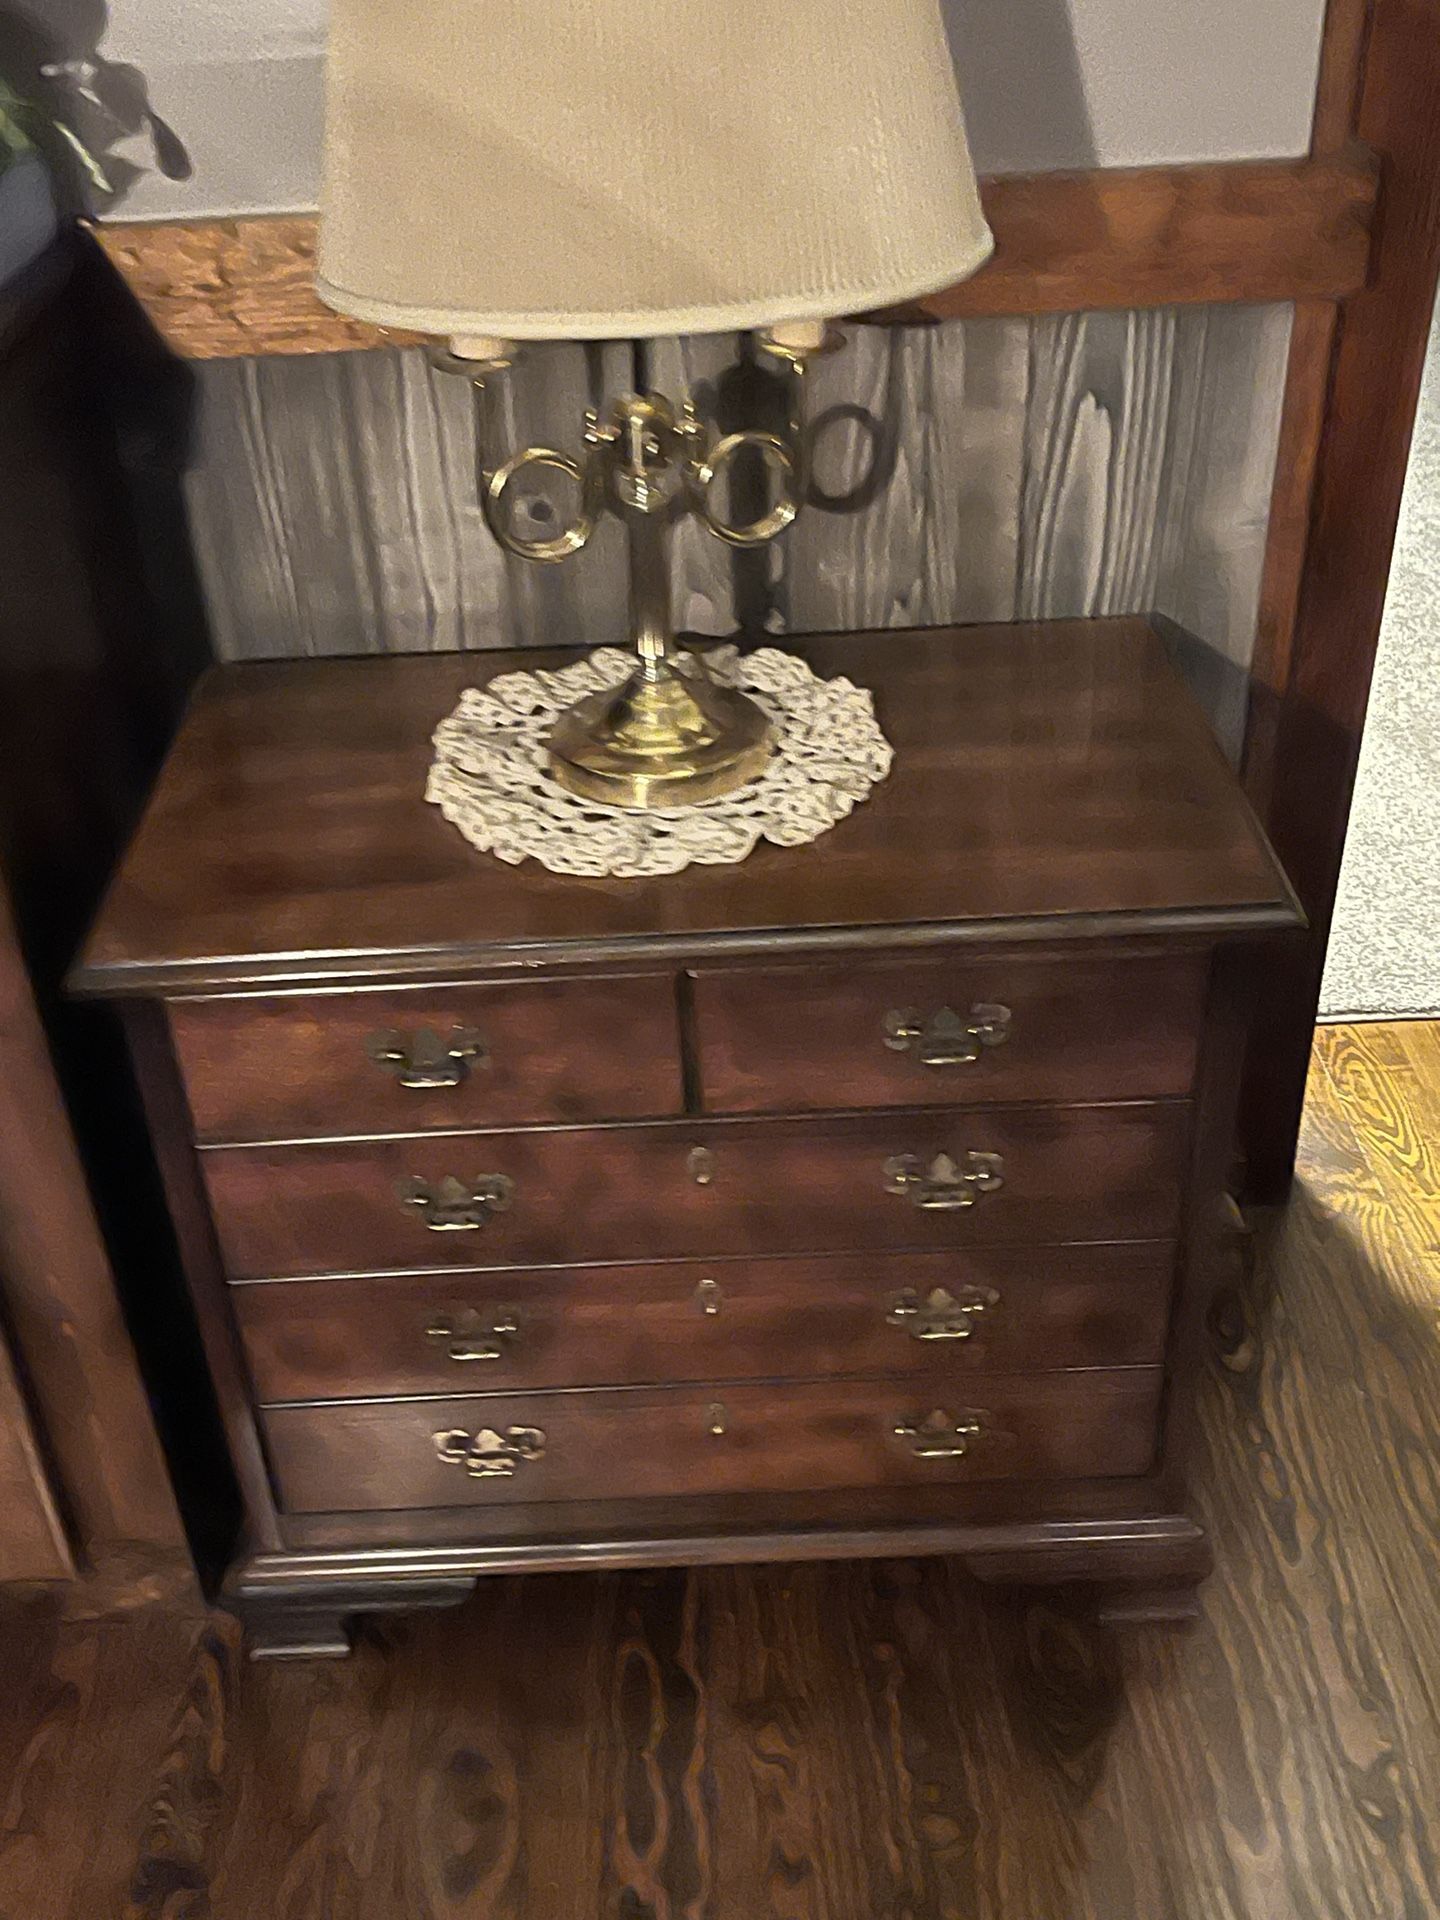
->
left=426, top=645, right=893, bottom=878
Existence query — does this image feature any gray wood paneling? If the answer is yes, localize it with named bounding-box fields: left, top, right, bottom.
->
left=182, top=305, right=1292, bottom=755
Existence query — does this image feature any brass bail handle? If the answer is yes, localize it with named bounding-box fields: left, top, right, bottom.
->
left=883, top=1150, right=1006, bottom=1212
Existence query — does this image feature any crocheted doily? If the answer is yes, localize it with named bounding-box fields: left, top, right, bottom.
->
left=426, top=645, right=893, bottom=878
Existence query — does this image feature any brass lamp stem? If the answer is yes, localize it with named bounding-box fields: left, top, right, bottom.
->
left=627, top=504, right=673, bottom=674
left=454, top=331, right=838, bottom=810
left=542, top=391, right=780, bottom=808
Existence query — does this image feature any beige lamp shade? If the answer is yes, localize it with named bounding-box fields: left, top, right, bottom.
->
left=316, top=0, right=993, bottom=341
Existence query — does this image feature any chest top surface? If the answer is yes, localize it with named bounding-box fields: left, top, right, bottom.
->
left=73, top=619, right=1300, bottom=996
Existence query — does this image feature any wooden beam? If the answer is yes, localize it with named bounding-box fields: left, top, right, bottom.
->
left=0, top=875, right=189, bottom=1577
left=1242, top=0, right=1440, bottom=1198
left=904, top=149, right=1377, bottom=321
left=1245, top=295, right=1341, bottom=813
left=1247, top=0, right=1374, bottom=803
left=93, top=149, right=1379, bottom=361
left=93, top=215, right=426, bottom=359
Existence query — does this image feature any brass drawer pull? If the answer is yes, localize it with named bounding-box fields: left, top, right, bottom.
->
left=426, top=1306, right=520, bottom=1362
left=367, top=1026, right=487, bottom=1089
left=433, top=1425, right=544, bottom=1477
left=882, top=1003, right=1010, bottom=1068
left=400, top=1173, right=515, bottom=1231
left=893, top=1407, right=993, bottom=1460
left=694, top=1278, right=724, bottom=1316
left=887, top=1283, right=999, bottom=1341
left=883, top=1151, right=1004, bottom=1211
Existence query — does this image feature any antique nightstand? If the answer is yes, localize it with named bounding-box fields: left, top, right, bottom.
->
left=74, top=618, right=1301, bottom=1657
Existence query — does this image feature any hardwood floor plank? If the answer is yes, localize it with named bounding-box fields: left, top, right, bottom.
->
left=1315, top=1022, right=1440, bottom=1268
left=0, top=1598, right=85, bottom=1920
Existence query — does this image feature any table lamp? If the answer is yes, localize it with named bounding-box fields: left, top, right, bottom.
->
left=316, top=0, right=992, bottom=809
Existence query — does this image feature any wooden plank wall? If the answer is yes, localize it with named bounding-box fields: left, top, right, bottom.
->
left=181, top=303, right=1291, bottom=760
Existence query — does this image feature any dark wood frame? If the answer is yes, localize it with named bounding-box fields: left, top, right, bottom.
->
left=0, top=877, right=191, bottom=1601
left=0, top=241, right=204, bottom=1608
left=1240, top=0, right=1440, bottom=1194
left=84, top=0, right=1440, bottom=1200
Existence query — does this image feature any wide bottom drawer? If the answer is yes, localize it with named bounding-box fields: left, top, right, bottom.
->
left=235, top=1243, right=1174, bottom=1403
left=262, top=1370, right=1162, bottom=1513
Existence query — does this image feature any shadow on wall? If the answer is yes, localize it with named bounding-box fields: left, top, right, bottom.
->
left=942, top=0, right=1097, bottom=174
left=0, top=0, right=188, bottom=211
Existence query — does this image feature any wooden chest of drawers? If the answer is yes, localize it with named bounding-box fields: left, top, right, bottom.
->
left=74, top=619, right=1301, bottom=1656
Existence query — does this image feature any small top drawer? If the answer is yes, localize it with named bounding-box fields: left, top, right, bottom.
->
left=170, top=976, right=681, bottom=1142
left=691, top=952, right=1206, bottom=1114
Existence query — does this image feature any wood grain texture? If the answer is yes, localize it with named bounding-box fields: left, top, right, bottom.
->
left=691, top=952, right=1206, bottom=1113
left=2, top=1017, right=1438, bottom=1914
left=1243, top=0, right=1372, bottom=803
left=93, top=153, right=1377, bottom=360
left=79, top=617, right=1289, bottom=1641
left=1242, top=0, right=1440, bottom=1195
left=178, top=312, right=1292, bottom=764
left=1312, top=0, right=1376, bottom=150
left=231, top=1242, right=1175, bottom=1403
left=71, top=624, right=1299, bottom=998
left=1243, top=295, right=1340, bottom=813
left=261, top=1371, right=1164, bottom=1515
left=197, top=1103, right=1191, bottom=1280
left=169, top=975, right=683, bottom=1143
left=903, top=150, right=1378, bottom=319
left=0, top=1340, right=73, bottom=1582
left=93, top=216, right=427, bottom=359
left=0, top=879, right=184, bottom=1568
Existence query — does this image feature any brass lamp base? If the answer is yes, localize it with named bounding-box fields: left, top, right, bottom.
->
left=547, top=656, right=775, bottom=809
left=467, top=369, right=824, bottom=813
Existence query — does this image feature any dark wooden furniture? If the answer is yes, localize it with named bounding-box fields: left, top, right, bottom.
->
left=73, top=618, right=1301, bottom=1656
left=0, top=237, right=196, bottom=1608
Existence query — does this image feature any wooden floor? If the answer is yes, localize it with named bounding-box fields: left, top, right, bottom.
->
left=3, top=1020, right=1439, bottom=1920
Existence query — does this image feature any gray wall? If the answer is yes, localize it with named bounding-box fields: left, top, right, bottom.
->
left=17, top=0, right=1327, bottom=220
left=183, top=303, right=1291, bottom=761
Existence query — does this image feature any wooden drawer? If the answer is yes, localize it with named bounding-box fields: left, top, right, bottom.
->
left=202, top=1104, right=1189, bottom=1280
left=262, top=1369, right=1163, bottom=1512
left=169, top=976, right=680, bottom=1143
left=234, top=1242, right=1174, bottom=1402
left=691, top=953, right=1207, bottom=1114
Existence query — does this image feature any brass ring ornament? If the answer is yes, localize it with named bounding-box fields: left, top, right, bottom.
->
left=689, top=429, right=800, bottom=548
left=483, top=446, right=601, bottom=562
